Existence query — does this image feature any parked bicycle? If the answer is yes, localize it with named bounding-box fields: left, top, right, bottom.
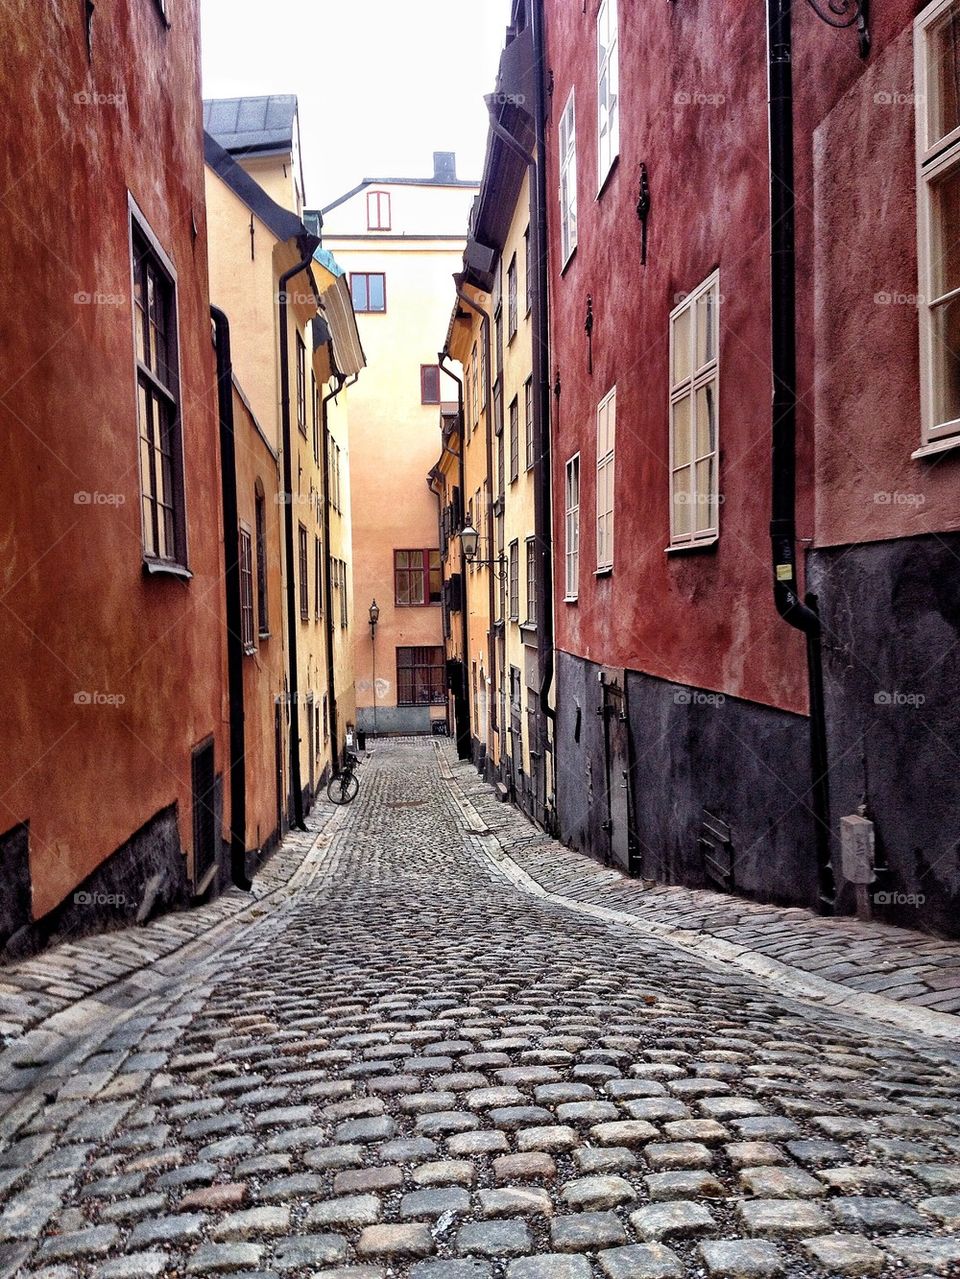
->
left=327, top=751, right=361, bottom=805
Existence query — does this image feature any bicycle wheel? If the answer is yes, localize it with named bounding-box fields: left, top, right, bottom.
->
left=327, top=770, right=359, bottom=805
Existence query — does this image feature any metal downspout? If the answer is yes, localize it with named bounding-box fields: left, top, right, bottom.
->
left=321, top=372, right=348, bottom=775
left=278, top=251, right=316, bottom=831
left=766, top=0, right=834, bottom=909
left=210, top=306, right=251, bottom=891
left=454, top=287, right=499, bottom=762
left=439, top=353, right=472, bottom=761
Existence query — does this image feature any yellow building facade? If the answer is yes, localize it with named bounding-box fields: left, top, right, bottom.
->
left=435, top=44, right=555, bottom=823
left=315, top=155, right=478, bottom=736
left=204, top=98, right=363, bottom=838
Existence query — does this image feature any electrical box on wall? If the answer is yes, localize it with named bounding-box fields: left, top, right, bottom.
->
left=840, top=813, right=875, bottom=885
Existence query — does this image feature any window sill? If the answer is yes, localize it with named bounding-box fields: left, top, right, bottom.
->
left=560, top=246, right=578, bottom=277
left=665, top=535, right=719, bottom=555
left=596, top=153, right=620, bottom=200
left=144, top=558, right=192, bottom=580
left=594, top=566, right=613, bottom=578
left=911, top=434, right=960, bottom=460
left=563, top=595, right=579, bottom=605
left=258, top=631, right=271, bottom=641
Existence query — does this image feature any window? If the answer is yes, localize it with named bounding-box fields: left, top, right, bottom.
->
left=394, top=549, right=441, bottom=606
left=509, top=540, right=520, bottom=620
left=315, top=534, right=323, bottom=619
left=495, top=304, right=503, bottom=377
left=565, top=454, right=581, bottom=601
left=339, top=559, right=349, bottom=627
left=524, top=226, right=532, bottom=314
left=597, top=0, right=620, bottom=187
left=296, top=334, right=307, bottom=437
left=524, top=378, right=535, bottom=470
left=596, top=386, right=616, bottom=570
left=298, top=523, right=309, bottom=619
left=559, top=90, right=578, bottom=266
left=366, top=190, right=391, bottom=230
left=508, top=254, right=518, bottom=339
left=350, top=272, right=386, bottom=313
left=421, top=364, right=441, bottom=404
left=471, top=343, right=479, bottom=428
left=669, top=273, right=720, bottom=546
left=397, top=646, right=446, bottom=705
left=525, top=537, right=537, bottom=625
left=498, top=429, right=505, bottom=500
left=312, top=373, right=320, bottom=464
left=509, top=397, right=519, bottom=482
left=480, top=336, right=487, bottom=408
left=329, top=440, right=342, bottom=513
left=916, top=0, right=960, bottom=451
left=255, top=482, right=268, bottom=635
left=132, top=219, right=185, bottom=566
left=239, top=525, right=255, bottom=653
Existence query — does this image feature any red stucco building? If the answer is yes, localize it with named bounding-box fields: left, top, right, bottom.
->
left=0, top=0, right=230, bottom=953
left=544, top=0, right=960, bottom=935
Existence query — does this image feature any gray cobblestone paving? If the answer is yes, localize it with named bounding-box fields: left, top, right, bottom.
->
left=0, top=738, right=959, bottom=1278
left=439, top=742, right=960, bottom=1028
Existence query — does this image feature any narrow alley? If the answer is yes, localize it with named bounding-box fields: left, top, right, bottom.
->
left=2, top=740, right=959, bottom=1279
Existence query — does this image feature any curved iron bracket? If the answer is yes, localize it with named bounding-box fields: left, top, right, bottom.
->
left=803, top=0, right=870, bottom=57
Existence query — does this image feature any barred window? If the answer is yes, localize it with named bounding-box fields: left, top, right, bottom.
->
left=239, top=525, right=255, bottom=653
left=397, top=646, right=446, bottom=706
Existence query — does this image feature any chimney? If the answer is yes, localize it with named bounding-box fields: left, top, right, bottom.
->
left=433, top=151, right=457, bottom=182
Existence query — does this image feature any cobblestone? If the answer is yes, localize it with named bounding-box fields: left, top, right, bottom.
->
left=1, top=739, right=960, bottom=1279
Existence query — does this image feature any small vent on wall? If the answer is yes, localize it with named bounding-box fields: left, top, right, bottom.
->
left=699, top=809, right=733, bottom=891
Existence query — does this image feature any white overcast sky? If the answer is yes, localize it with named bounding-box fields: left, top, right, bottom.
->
left=200, top=0, right=513, bottom=209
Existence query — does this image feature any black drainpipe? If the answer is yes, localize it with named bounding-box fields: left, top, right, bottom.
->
left=279, top=246, right=318, bottom=831
left=211, top=306, right=251, bottom=891
left=321, top=372, right=348, bottom=774
left=439, top=352, right=472, bottom=761
left=454, top=285, right=499, bottom=759
left=767, top=0, right=834, bottom=909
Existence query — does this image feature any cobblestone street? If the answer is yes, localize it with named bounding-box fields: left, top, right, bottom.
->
left=2, top=738, right=960, bottom=1279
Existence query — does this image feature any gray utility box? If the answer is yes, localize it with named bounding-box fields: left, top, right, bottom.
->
left=840, top=813, right=876, bottom=885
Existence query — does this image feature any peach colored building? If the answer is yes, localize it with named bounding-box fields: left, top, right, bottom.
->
left=314, top=155, right=478, bottom=735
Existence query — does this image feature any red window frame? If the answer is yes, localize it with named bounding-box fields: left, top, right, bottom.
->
left=366, top=190, right=391, bottom=231
left=421, top=364, right=441, bottom=404
left=394, top=549, right=441, bottom=607
left=350, top=272, right=387, bottom=313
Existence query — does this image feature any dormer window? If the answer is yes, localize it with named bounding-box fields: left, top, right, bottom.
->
left=367, top=190, right=391, bottom=231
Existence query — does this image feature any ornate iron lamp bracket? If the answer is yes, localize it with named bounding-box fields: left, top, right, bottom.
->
left=803, top=0, right=870, bottom=57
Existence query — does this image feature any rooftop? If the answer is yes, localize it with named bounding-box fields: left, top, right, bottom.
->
left=203, top=95, right=298, bottom=157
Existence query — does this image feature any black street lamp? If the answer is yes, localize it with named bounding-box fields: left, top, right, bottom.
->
left=459, top=524, right=506, bottom=580
left=369, top=599, right=379, bottom=737
left=368, top=598, right=380, bottom=633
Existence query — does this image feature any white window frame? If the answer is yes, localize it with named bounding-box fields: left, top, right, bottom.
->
left=596, top=387, right=616, bottom=572
left=597, top=0, right=620, bottom=190
left=564, top=453, right=581, bottom=601
left=668, top=271, right=720, bottom=549
left=559, top=89, right=578, bottom=268
left=914, top=0, right=960, bottom=455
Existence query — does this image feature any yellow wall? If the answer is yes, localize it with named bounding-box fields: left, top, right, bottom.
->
left=324, top=176, right=476, bottom=734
